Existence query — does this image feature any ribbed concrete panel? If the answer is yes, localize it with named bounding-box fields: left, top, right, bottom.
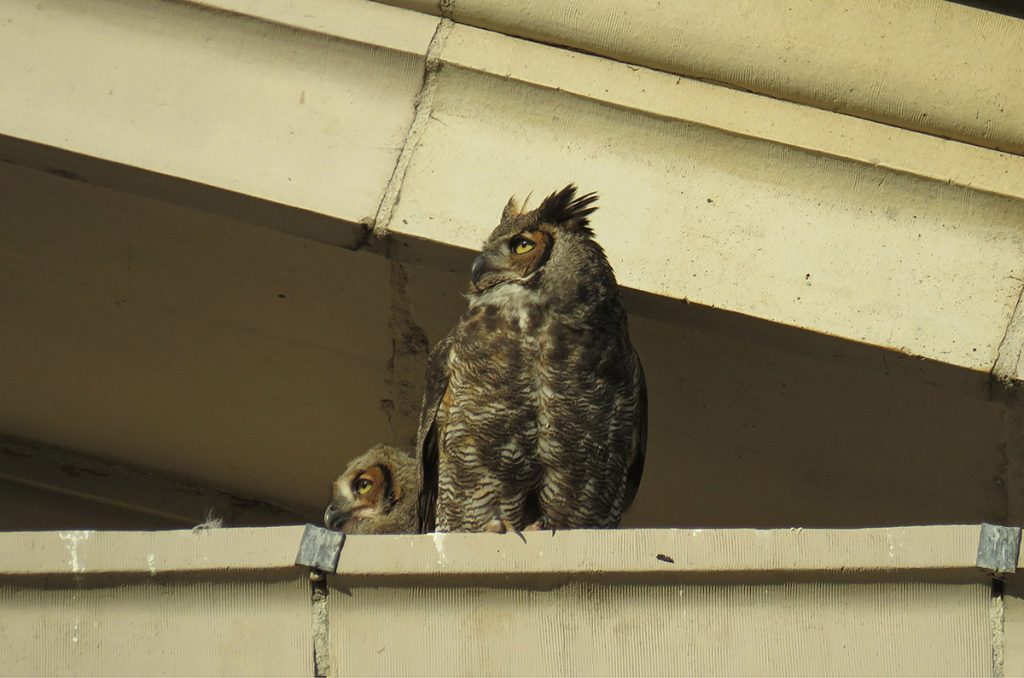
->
left=330, top=580, right=989, bottom=676
left=1006, top=576, right=1024, bottom=677
left=0, top=529, right=313, bottom=675
left=0, top=526, right=1002, bottom=676
left=388, top=63, right=1024, bottom=376
left=413, top=0, right=1024, bottom=155
left=326, top=528, right=995, bottom=676
left=0, top=0, right=435, bottom=225
left=0, top=578, right=312, bottom=676
left=325, top=528, right=991, bottom=675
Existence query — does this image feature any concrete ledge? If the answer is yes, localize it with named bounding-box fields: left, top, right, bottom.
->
left=0, top=526, right=305, bottom=577
left=0, top=525, right=994, bottom=579
left=0, top=525, right=1001, bottom=675
left=336, top=525, right=988, bottom=580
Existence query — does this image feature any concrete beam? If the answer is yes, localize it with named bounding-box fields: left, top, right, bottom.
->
left=0, top=0, right=437, bottom=227
left=386, top=25, right=1024, bottom=383
left=380, top=0, right=1024, bottom=155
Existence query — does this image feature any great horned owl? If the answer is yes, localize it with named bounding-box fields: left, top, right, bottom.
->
left=323, top=444, right=418, bottom=534
left=417, top=185, right=647, bottom=534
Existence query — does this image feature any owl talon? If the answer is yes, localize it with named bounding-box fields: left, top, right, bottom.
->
left=522, top=516, right=553, bottom=534
left=485, top=518, right=527, bottom=543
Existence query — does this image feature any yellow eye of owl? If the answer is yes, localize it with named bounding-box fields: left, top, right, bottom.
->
left=355, top=478, right=373, bottom=495
left=511, top=236, right=535, bottom=255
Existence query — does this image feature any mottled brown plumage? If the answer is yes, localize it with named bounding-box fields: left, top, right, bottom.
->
left=324, top=444, right=418, bottom=534
left=417, top=185, right=647, bottom=533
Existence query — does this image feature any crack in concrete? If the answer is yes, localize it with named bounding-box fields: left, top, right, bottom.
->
left=368, top=15, right=450, bottom=449
left=372, top=17, right=453, bottom=237
left=309, top=572, right=331, bottom=677
left=1002, top=403, right=1024, bottom=527
left=992, top=579, right=1007, bottom=677
left=346, top=220, right=374, bottom=253
left=385, top=261, right=430, bottom=449
left=991, top=280, right=1024, bottom=400
left=992, top=282, right=1024, bottom=526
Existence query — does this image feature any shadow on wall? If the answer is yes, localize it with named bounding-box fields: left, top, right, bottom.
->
left=950, top=1, right=1024, bottom=20
left=621, top=289, right=1005, bottom=529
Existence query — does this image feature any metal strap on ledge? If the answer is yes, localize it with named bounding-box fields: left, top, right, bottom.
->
left=976, top=523, right=1021, bottom=575
left=295, top=524, right=345, bottom=573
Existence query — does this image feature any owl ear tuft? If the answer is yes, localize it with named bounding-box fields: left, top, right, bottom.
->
left=502, top=195, right=521, bottom=222
left=538, top=184, right=599, bottom=235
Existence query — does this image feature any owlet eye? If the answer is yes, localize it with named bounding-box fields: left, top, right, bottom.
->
left=354, top=478, right=373, bottom=495
left=511, top=236, right=535, bottom=255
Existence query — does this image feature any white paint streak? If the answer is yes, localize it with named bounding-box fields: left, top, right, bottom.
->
left=885, top=532, right=897, bottom=559
left=71, top=619, right=79, bottom=643
left=58, top=530, right=92, bottom=573
left=147, top=553, right=157, bottom=576
left=432, top=532, right=448, bottom=567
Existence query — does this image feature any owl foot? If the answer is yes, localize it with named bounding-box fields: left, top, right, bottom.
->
left=522, top=516, right=556, bottom=535
left=484, top=517, right=527, bottom=543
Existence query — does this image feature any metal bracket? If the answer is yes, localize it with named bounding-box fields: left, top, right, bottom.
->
left=976, top=523, right=1021, bottom=575
left=295, top=524, right=345, bottom=573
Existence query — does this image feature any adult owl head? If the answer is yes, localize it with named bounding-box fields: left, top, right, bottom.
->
left=468, top=185, right=606, bottom=306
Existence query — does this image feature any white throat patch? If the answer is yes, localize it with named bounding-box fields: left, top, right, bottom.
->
left=470, top=283, right=544, bottom=331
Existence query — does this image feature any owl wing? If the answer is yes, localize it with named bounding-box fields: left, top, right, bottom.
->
left=415, top=330, right=454, bottom=533
left=622, top=348, right=648, bottom=512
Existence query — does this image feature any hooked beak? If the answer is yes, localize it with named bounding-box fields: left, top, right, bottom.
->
left=470, top=252, right=498, bottom=287
left=323, top=503, right=349, bottom=530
